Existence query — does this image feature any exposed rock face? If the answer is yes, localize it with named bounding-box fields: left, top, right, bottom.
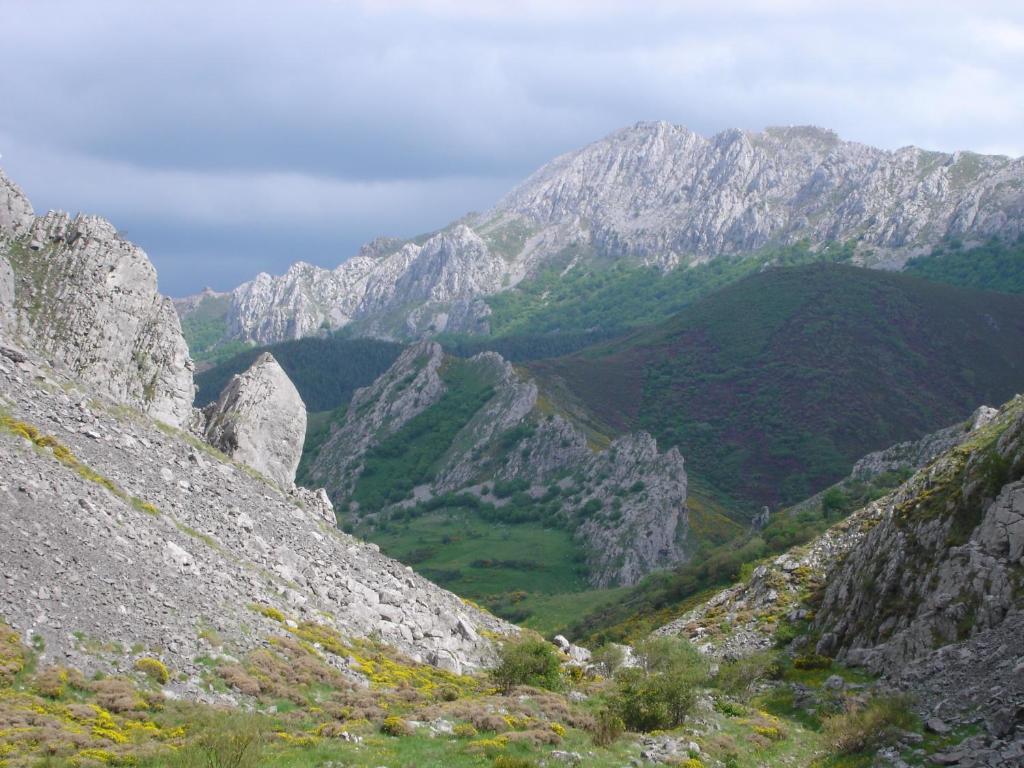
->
left=657, top=397, right=1024, bottom=745
left=203, top=352, right=307, bottom=488
left=0, top=346, right=509, bottom=681
left=3, top=208, right=195, bottom=427
left=188, top=123, right=1024, bottom=346
left=0, top=255, right=13, bottom=329
left=308, top=340, right=447, bottom=496
left=815, top=398, right=1024, bottom=673
left=494, top=122, right=1024, bottom=268
left=0, top=170, right=34, bottom=237
left=310, top=344, right=688, bottom=586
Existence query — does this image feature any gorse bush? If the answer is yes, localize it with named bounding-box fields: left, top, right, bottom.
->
left=590, top=706, right=625, bottom=746
left=715, top=650, right=781, bottom=699
left=822, top=695, right=918, bottom=755
left=491, top=637, right=563, bottom=693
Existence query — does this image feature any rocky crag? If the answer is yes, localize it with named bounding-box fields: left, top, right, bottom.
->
left=308, top=340, right=690, bottom=587
left=202, top=352, right=307, bottom=488
left=181, top=122, right=1024, bottom=345
left=655, top=397, right=1024, bottom=760
left=0, top=170, right=195, bottom=427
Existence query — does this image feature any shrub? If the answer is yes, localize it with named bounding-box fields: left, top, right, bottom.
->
left=590, top=706, right=625, bottom=746
left=491, top=638, right=562, bottom=693
left=609, top=666, right=696, bottom=732
left=168, top=710, right=265, bottom=768
left=438, top=685, right=461, bottom=701
left=793, top=653, right=832, bottom=671
left=716, top=651, right=780, bottom=699
left=453, top=722, right=479, bottom=738
left=822, top=695, right=918, bottom=755
left=633, top=636, right=709, bottom=685
left=134, top=657, right=170, bottom=684
left=591, top=644, right=626, bottom=677
left=34, top=666, right=70, bottom=698
left=381, top=716, right=412, bottom=737
left=92, top=678, right=145, bottom=712
left=492, top=757, right=537, bottom=768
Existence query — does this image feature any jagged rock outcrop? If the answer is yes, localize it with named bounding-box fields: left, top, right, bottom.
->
left=203, top=352, right=307, bottom=488
left=308, top=340, right=447, bottom=497
left=0, top=254, right=13, bottom=330
left=186, top=123, right=1024, bottom=347
left=815, top=398, right=1024, bottom=672
left=2, top=209, right=195, bottom=427
left=311, top=344, right=689, bottom=586
left=0, top=170, right=34, bottom=237
left=850, top=405, right=997, bottom=480
left=0, top=345, right=509, bottom=682
left=656, top=397, right=1024, bottom=748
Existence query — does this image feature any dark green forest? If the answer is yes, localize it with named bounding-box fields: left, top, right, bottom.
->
left=194, top=335, right=404, bottom=411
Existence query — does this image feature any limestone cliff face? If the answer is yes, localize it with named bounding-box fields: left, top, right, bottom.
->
left=1, top=196, right=195, bottom=427
left=203, top=353, right=307, bottom=488
left=310, top=344, right=689, bottom=587
left=188, top=123, right=1024, bottom=346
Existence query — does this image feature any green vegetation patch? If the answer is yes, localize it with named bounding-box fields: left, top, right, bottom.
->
left=905, top=236, right=1024, bottom=294
left=351, top=359, right=496, bottom=510
left=531, top=263, right=1024, bottom=511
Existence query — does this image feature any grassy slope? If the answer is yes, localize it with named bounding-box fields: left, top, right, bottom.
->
left=529, top=263, right=1024, bottom=511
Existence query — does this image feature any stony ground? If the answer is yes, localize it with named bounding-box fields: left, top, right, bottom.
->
left=0, top=343, right=510, bottom=693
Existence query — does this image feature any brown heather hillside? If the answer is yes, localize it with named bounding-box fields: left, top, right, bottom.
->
left=529, top=263, right=1024, bottom=511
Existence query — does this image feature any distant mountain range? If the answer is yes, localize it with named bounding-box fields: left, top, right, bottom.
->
left=176, top=122, right=1024, bottom=355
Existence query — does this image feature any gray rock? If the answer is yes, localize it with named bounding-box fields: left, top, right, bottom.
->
left=0, top=345, right=511, bottom=683
left=0, top=169, right=34, bottom=237
left=2, top=197, right=195, bottom=427
left=203, top=353, right=306, bottom=488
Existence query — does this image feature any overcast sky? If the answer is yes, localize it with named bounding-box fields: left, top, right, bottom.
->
left=2, top=0, right=1022, bottom=296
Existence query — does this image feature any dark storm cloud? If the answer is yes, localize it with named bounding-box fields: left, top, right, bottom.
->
left=1, top=0, right=1021, bottom=295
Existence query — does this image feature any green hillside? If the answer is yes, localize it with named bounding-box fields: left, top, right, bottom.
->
left=904, top=236, right=1024, bottom=293
left=482, top=241, right=853, bottom=337
left=529, top=263, right=1024, bottom=510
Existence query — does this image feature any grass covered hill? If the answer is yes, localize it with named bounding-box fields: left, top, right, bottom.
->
left=194, top=335, right=404, bottom=412
left=529, top=263, right=1024, bottom=510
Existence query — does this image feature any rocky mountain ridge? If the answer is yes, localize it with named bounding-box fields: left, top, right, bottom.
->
left=181, top=122, right=1024, bottom=347
left=308, top=340, right=691, bottom=587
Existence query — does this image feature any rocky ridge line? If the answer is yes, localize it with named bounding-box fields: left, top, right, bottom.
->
left=182, top=122, right=1024, bottom=346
